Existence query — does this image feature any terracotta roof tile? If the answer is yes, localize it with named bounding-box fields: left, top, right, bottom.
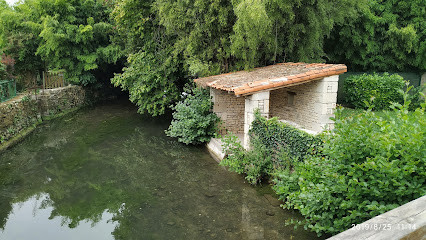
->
left=195, top=62, right=347, bottom=96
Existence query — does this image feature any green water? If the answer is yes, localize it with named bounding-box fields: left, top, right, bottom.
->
left=0, top=100, right=320, bottom=240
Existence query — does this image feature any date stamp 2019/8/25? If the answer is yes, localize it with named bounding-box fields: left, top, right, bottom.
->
left=351, top=223, right=417, bottom=231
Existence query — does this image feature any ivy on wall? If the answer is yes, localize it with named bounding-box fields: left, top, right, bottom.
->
left=250, top=111, right=322, bottom=161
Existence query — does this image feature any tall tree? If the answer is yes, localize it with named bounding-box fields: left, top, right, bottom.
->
left=326, top=0, right=425, bottom=72
left=155, top=0, right=235, bottom=76
left=0, top=0, right=121, bottom=85
left=111, top=0, right=185, bottom=116
left=230, top=0, right=363, bottom=69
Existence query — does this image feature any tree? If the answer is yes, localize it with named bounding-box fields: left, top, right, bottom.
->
left=326, top=0, right=426, bottom=72
left=112, top=0, right=363, bottom=116
left=111, top=0, right=185, bottom=116
left=0, top=0, right=44, bottom=74
left=0, top=0, right=121, bottom=86
left=230, top=0, right=363, bottom=69
left=155, top=0, right=235, bottom=76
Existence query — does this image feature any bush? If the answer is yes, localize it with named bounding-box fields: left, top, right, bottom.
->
left=273, top=91, right=426, bottom=236
left=219, top=111, right=321, bottom=184
left=166, top=87, right=219, bottom=145
left=220, top=134, right=272, bottom=184
left=344, top=73, right=405, bottom=110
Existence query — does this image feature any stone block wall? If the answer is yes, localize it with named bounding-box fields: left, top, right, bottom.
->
left=0, top=95, right=40, bottom=142
left=36, top=85, right=87, bottom=116
left=0, top=85, right=87, bottom=144
left=269, top=76, right=339, bottom=133
left=210, top=88, right=245, bottom=134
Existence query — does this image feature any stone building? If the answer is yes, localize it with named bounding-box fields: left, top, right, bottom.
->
left=195, top=62, right=347, bottom=151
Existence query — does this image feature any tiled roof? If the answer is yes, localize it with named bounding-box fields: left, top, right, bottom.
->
left=194, top=62, right=347, bottom=96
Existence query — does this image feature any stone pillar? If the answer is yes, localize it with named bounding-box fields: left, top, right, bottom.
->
left=243, top=91, right=270, bottom=149
left=421, top=73, right=426, bottom=96
left=314, top=75, right=339, bottom=132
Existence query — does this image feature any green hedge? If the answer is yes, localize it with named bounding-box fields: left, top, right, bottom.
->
left=250, top=111, right=322, bottom=160
left=344, top=73, right=405, bottom=110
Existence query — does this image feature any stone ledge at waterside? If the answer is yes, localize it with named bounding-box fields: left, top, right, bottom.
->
left=328, top=195, right=426, bottom=240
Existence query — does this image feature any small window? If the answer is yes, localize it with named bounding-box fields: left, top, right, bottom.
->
left=287, top=91, right=296, bottom=106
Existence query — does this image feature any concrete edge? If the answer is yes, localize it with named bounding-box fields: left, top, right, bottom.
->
left=206, top=138, right=226, bottom=163
left=327, top=195, right=426, bottom=240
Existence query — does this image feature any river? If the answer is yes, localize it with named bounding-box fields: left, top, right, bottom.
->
left=0, top=99, right=320, bottom=240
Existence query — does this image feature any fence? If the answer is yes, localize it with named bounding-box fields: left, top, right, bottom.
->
left=43, top=71, right=65, bottom=89
left=0, top=80, right=16, bottom=102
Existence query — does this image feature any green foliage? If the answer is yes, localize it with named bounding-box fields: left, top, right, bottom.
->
left=220, top=111, right=321, bottom=184
left=111, top=0, right=186, bottom=116
left=326, top=0, right=426, bottom=72
left=344, top=73, right=405, bottom=110
left=111, top=0, right=364, bottom=115
left=166, top=87, right=219, bottom=144
left=0, top=61, right=6, bottom=79
left=220, top=134, right=272, bottom=185
left=0, top=0, right=121, bottom=85
left=154, top=0, right=235, bottom=76
left=230, top=0, right=363, bottom=69
left=112, top=51, right=180, bottom=116
left=0, top=0, right=44, bottom=74
left=273, top=92, right=426, bottom=236
left=250, top=111, right=322, bottom=160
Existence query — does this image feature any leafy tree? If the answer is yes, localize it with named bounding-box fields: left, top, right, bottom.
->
left=34, top=0, right=120, bottom=85
left=326, top=0, right=426, bottom=72
left=0, top=0, right=44, bottom=74
left=154, top=0, right=235, bottom=76
left=111, top=0, right=185, bottom=116
left=112, top=0, right=363, bottom=115
left=0, top=0, right=121, bottom=86
left=230, top=0, right=363, bottom=69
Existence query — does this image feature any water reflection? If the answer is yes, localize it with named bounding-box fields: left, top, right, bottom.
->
left=0, top=100, right=320, bottom=240
left=1, top=194, right=116, bottom=240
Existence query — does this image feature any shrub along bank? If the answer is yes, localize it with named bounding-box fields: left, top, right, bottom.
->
left=221, top=91, right=426, bottom=236
left=166, top=87, right=220, bottom=145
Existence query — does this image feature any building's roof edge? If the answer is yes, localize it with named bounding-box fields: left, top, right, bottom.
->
left=194, top=62, right=347, bottom=96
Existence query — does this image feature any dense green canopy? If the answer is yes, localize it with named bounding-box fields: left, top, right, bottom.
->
left=0, top=0, right=120, bottom=85
left=326, top=0, right=426, bottom=72
left=0, top=0, right=424, bottom=115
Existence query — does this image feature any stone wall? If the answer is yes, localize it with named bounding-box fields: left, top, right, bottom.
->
left=269, top=76, right=338, bottom=133
left=210, top=88, right=245, bottom=134
left=36, top=85, right=87, bottom=116
left=0, top=85, right=87, bottom=144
